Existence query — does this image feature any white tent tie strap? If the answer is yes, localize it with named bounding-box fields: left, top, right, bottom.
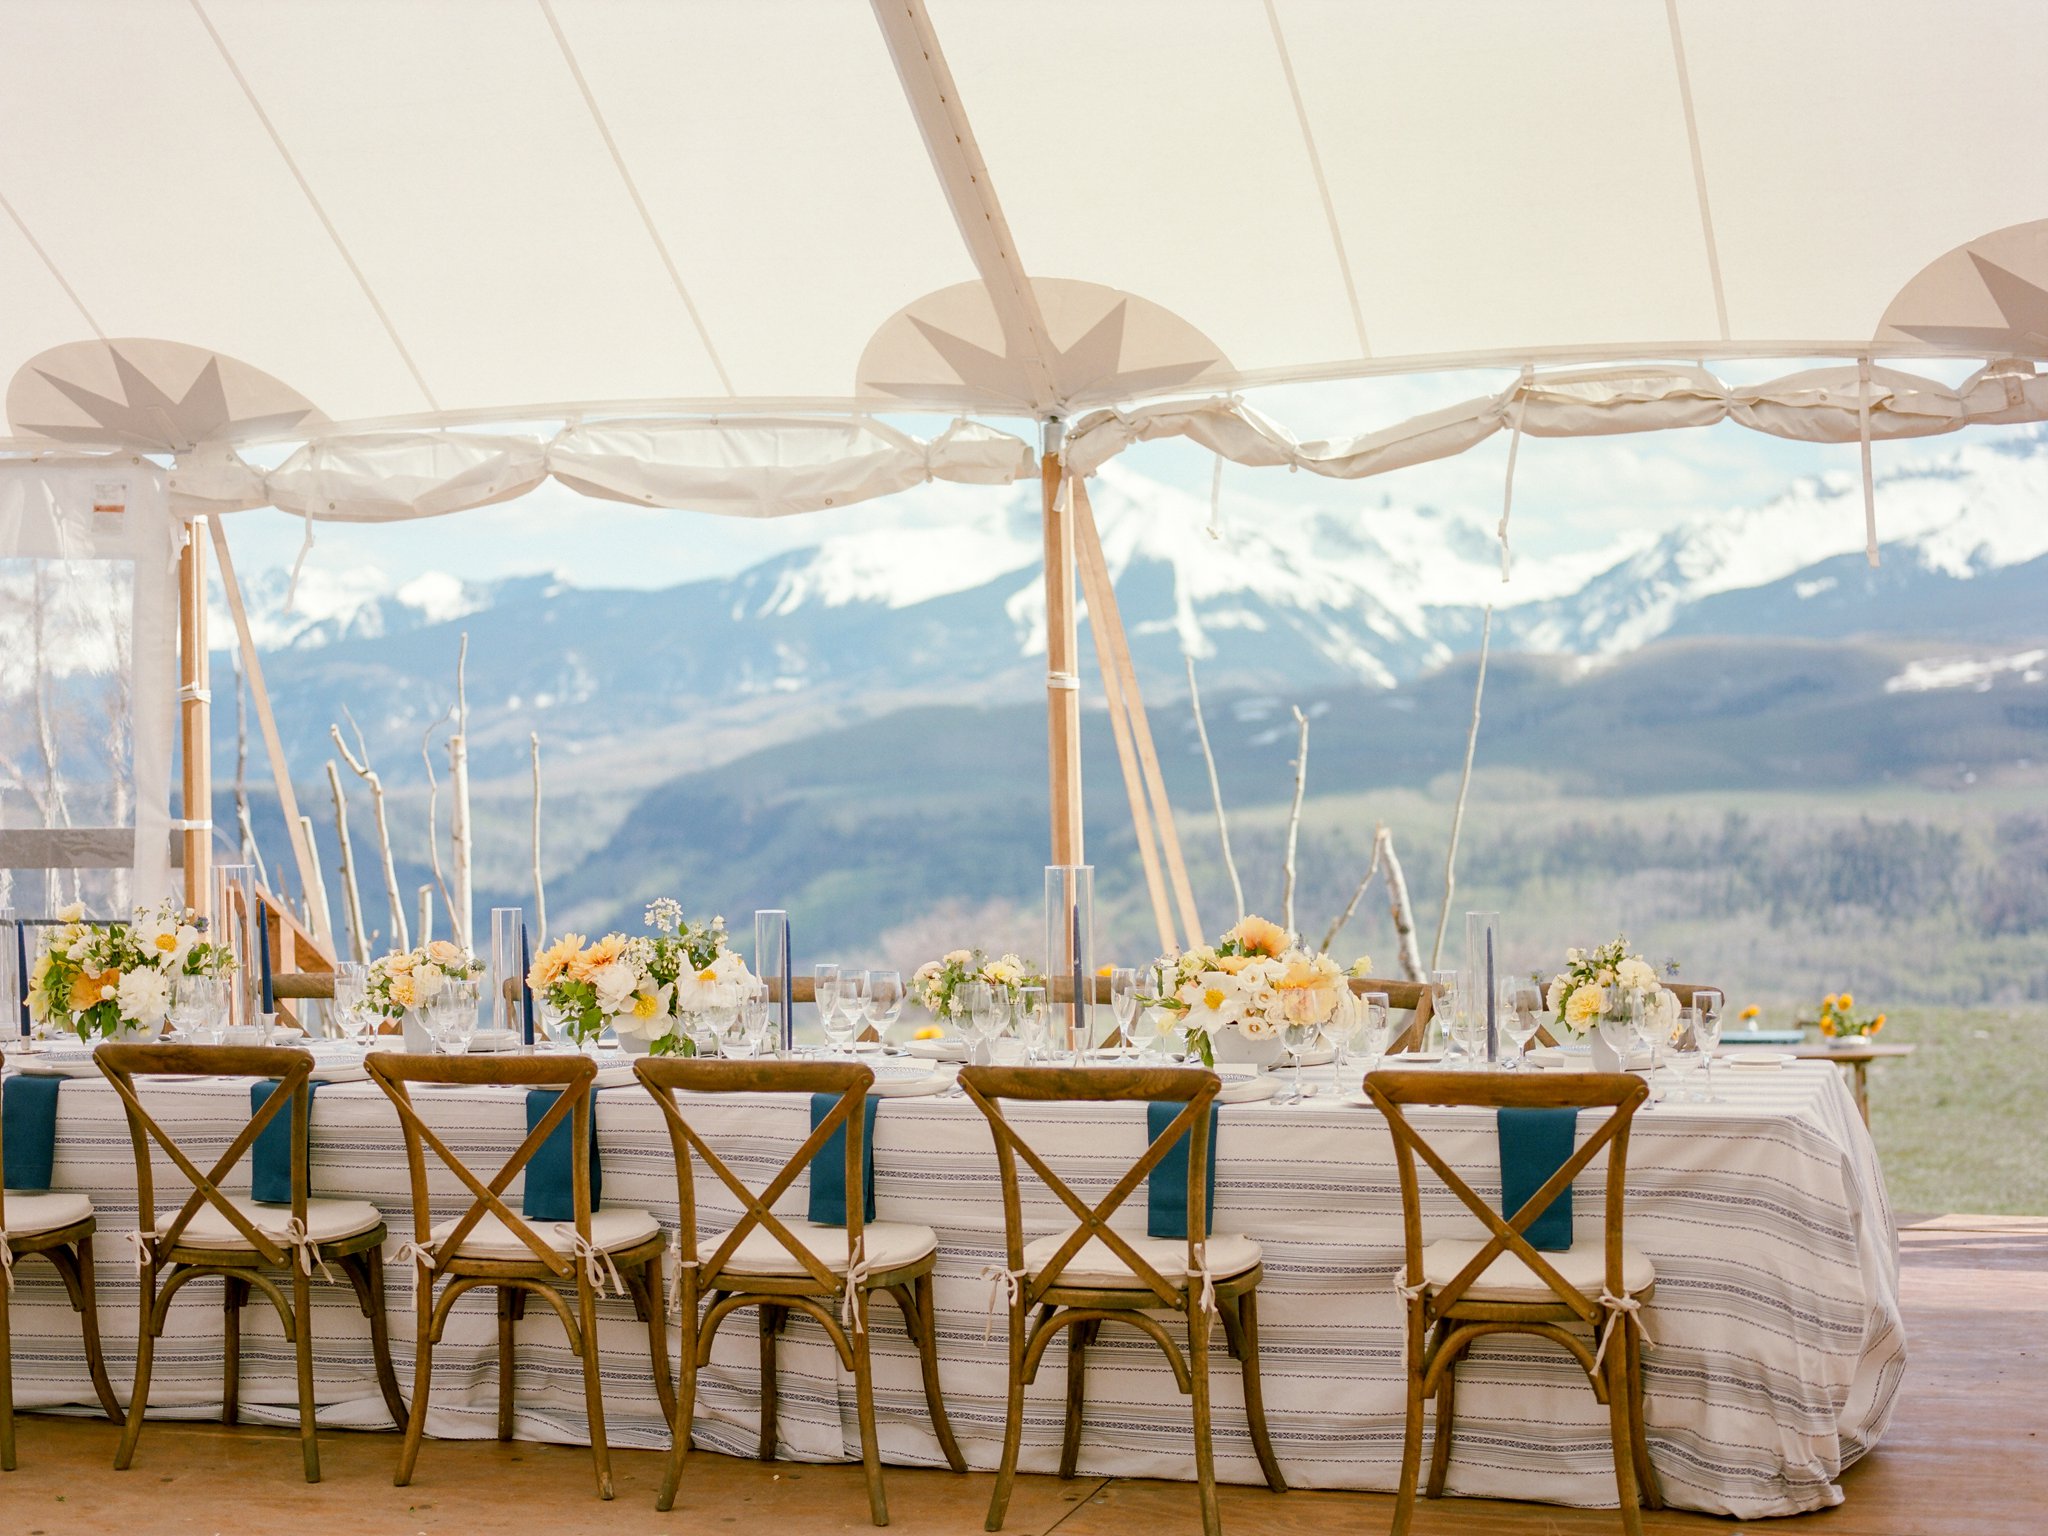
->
left=125, top=1227, right=158, bottom=1268
left=282, top=503, right=316, bottom=612
left=1858, top=355, right=1880, bottom=568
left=839, top=1235, right=873, bottom=1334
left=553, top=1223, right=624, bottom=1299
left=666, top=1232, right=697, bottom=1320
left=0, top=1231, right=13, bottom=1292
left=283, top=1215, right=336, bottom=1283
left=978, top=1262, right=1026, bottom=1343
left=1592, top=1287, right=1653, bottom=1372
left=1497, top=365, right=1534, bottom=581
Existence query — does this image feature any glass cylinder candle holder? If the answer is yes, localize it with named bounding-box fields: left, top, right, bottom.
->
left=213, top=864, right=258, bottom=1031
left=489, top=907, right=523, bottom=1034
left=1464, top=911, right=1503, bottom=1065
left=754, top=909, right=792, bottom=1054
left=1044, top=866, right=1094, bottom=1057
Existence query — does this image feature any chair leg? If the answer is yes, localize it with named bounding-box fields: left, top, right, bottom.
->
left=222, top=1275, right=246, bottom=1427
left=394, top=1270, right=434, bottom=1488
left=1229, top=1290, right=1287, bottom=1493
left=1, top=1280, right=15, bottom=1472
left=907, top=1275, right=967, bottom=1473
left=114, top=1267, right=159, bottom=1472
left=1626, top=1322, right=1662, bottom=1510
left=291, top=1267, right=321, bottom=1483
left=1189, top=1309, right=1221, bottom=1536
left=496, top=1286, right=519, bottom=1441
left=657, top=1282, right=698, bottom=1514
left=1389, top=1308, right=1427, bottom=1536
left=1426, top=1319, right=1456, bottom=1499
left=67, top=1240, right=124, bottom=1424
left=357, top=1252, right=408, bottom=1430
left=576, top=1279, right=615, bottom=1501
left=1603, top=1338, right=1646, bottom=1536
left=631, top=1261, right=675, bottom=1428
left=757, top=1302, right=780, bottom=1461
left=1059, top=1317, right=1095, bottom=1480
left=985, top=1305, right=1028, bottom=1532
left=849, top=1294, right=888, bottom=1527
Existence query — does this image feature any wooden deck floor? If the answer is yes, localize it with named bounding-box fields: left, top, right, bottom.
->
left=6, top=1215, right=2041, bottom=1535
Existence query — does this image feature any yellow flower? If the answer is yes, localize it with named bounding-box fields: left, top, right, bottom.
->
left=1819, top=1015, right=1836, bottom=1036
left=1823, top=994, right=1837, bottom=1011
left=569, top=933, right=627, bottom=981
left=1871, top=1013, right=1886, bottom=1033
left=1836, top=992, right=1854, bottom=1012
left=388, top=974, right=416, bottom=1009
left=528, top=932, right=585, bottom=992
left=912, top=1025, right=945, bottom=1041
left=69, top=967, right=119, bottom=1011
left=1213, top=953, right=1253, bottom=976
left=1564, top=985, right=1605, bottom=1029
left=1739, top=1004, right=1759, bottom=1020
left=1097, top=964, right=1114, bottom=977
left=1224, top=915, right=1289, bottom=958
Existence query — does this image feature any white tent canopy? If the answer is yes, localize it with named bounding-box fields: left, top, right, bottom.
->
left=5, top=0, right=2048, bottom=520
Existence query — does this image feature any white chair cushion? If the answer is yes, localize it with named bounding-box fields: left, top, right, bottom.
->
left=2, top=1188, right=93, bottom=1236
left=717, top=1218, right=936, bottom=1277
left=1421, top=1236, right=1655, bottom=1304
left=427, top=1206, right=660, bottom=1263
left=1022, top=1230, right=1262, bottom=1290
left=172, top=1194, right=383, bottom=1251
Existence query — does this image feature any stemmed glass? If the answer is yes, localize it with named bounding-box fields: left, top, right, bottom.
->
left=863, top=970, right=903, bottom=1053
left=1357, top=992, right=1392, bottom=1079
left=1692, top=989, right=1725, bottom=1101
left=1109, top=967, right=1139, bottom=1052
left=1015, top=985, right=1048, bottom=1063
left=330, top=961, right=371, bottom=1044
left=1597, top=990, right=1640, bottom=1072
left=958, top=981, right=993, bottom=1064
left=1667, top=1006, right=1704, bottom=1102
left=1429, top=970, right=1460, bottom=1061
left=426, top=978, right=481, bottom=1055
left=813, top=964, right=841, bottom=1052
left=172, top=974, right=228, bottom=1045
left=1280, top=1015, right=1321, bottom=1104
left=1500, top=979, right=1544, bottom=1070
left=1325, top=990, right=1362, bottom=1082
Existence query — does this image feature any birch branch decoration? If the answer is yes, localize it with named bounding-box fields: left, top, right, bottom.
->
left=1378, top=823, right=1425, bottom=982
left=420, top=704, right=455, bottom=940
left=416, top=884, right=433, bottom=946
left=1429, top=605, right=1494, bottom=969
left=1319, top=827, right=1384, bottom=954
left=530, top=730, right=548, bottom=942
left=296, top=813, right=333, bottom=945
left=1186, top=655, right=1245, bottom=922
left=1282, top=705, right=1309, bottom=937
left=332, top=708, right=408, bottom=952
left=449, top=633, right=473, bottom=952
left=324, top=758, right=368, bottom=963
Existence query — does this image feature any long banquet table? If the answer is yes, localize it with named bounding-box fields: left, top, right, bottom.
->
left=5, top=1054, right=1901, bottom=1519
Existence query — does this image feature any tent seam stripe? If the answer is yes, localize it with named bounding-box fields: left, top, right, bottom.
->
left=186, top=0, right=442, bottom=415
left=0, top=185, right=106, bottom=340
left=537, top=0, right=735, bottom=398
left=1263, top=0, right=1372, bottom=359
left=1666, top=0, right=1731, bottom=343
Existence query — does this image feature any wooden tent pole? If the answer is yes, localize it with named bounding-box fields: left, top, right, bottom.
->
left=177, top=519, right=213, bottom=919
left=206, top=516, right=325, bottom=939
left=1071, top=478, right=1202, bottom=945
left=1071, top=476, right=1176, bottom=954
left=1042, top=439, right=1083, bottom=866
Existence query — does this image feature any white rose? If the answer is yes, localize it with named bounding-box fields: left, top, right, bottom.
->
left=117, top=968, right=172, bottom=1027
left=414, top=962, right=447, bottom=1002
left=1615, top=958, right=1659, bottom=995
left=590, top=960, right=640, bottom=1013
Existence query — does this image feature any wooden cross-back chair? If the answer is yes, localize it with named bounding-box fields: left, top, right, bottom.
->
left=959, top=1065, right=1286, bottom=1536
left=1364, top=1070, right=1661, bottom=1536
left=633, top=1056, right=964, bottom=1524
left=1, top=1074, right=122, bottom=1471
left=364, top=1051, right=671, bottom=1502
left=93, top=1042, right=403, bottom=1483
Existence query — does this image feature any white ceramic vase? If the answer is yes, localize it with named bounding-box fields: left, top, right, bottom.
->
left=1212, top=1028, right=1285, bottom=1068
left=1588, top=1029, right=1624, bottom=1073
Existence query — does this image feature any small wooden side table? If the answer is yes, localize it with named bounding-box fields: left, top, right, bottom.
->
left=1785, top=1041, right=1917, bottom=1125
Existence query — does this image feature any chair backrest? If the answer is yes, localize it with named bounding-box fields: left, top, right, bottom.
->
left=633, top=1056, right=870, bottom=1296
left=1364, top=1069, right=1647, bottom=1327
left=364, top=1051, right=596, bottom=1278
left=959, top=1064, right=1220, bottom=1310
left=1348, top=975, right=1433, bottom=1053
left=94, top=1042, right=314, bottom=1265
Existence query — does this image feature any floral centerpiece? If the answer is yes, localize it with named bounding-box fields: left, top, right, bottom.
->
left=1141, top=915, right=1348, bottom=1066
left=365, top=939, right=484, bottom=1029
left=1816, top=991, right=1885, bottom=1045
left=1542, top=936, right=1673, bottom=1040
left=911, top=947, right=1043, bottom=1025
left=526, top=901, right=754, bottom=1055
left=29, top=900, right=236, bottom=1041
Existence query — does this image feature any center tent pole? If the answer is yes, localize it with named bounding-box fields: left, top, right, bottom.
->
left=1041, top=422, right=1083, bottom=868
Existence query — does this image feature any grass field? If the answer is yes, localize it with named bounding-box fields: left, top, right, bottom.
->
left=1863, top=1005, right=2048, bottom=1215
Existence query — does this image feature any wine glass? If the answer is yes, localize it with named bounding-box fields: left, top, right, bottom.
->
left=330, top=961, right=372, bottom=1044
left=863, top=969, right=903, bottom=1052
left=1500, top=979, right=1544, bottom=1070
left=1692, top=990, right=1725, bottom=1101
left=813, top=964, right=841, bottom=1050
left=1015, top=985, right=1048, bottom=1063
left=1280, top=1016, right=1321, bottom=1104
left=1597, top=990, right=1639, bottom=1072
left=821, top=974, right=860, bottom=1056
left=1357, top=992, right=1392, bottom=1078
left=957, top=980, right=992, bottom=1062
left=1428, top=970, right=1460, bottom=1059
left=1109, top=967, right=1139, bottom=1050
left=172, top=974, right=228, bottom=1046
left=1325, top=989, right=1363, bottom=1081
left=431, top=977, right=482, bottom=1055
left=1665, top=1006, right=1703, bottom=1102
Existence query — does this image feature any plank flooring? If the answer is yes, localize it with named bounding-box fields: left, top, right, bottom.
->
left=4, top=1215, right=2039, bottom=1534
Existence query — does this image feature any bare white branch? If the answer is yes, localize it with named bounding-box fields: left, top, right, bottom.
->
left=1319, top=833, right=1384, bottom=955
left=1429, top=606, right=1494, bottom=970
left=1282, top=705, right=1309, bottom=936
left=1186, top=654, right=1244, bottom=923
left=1377, top=822, right=1425, bottom=982
left=331, top=707, right=408, bottom=952
left=530, top=730, right=547, bottom=942
left=324, top=759, right=368, bottom=963
left=449, top=633, right=473, bottom=952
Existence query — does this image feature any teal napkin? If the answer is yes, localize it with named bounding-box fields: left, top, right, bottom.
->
left=1146, top=1099, right=1219, bottom=1240
left=250, top=1079, right=316, bottom=1205
left=1498, top=1106, right=1575, bottom=1251
left=523, top=1087, right=602, bottom=1222
left=1729, top=1028, right=1806, bottom=1045
left=3, top=1074, right=63, bottom=1191
left=807, top=1093, right=880, bottom=1226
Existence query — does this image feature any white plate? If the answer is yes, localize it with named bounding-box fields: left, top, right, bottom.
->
left=467, top=1029, right=523, bottom=1053
left=8, top=1056, right=101, bottom=1078
left=1217, top=1073, right=1279, bottom=1105
left=1262, top=1045, right=1336, bottom=1070
left=870, top=1072, right=950, bottom=1098
left=903, top=1038, right=967, bottom=1061
left=1723, top=1051, right=1796, bottom=1069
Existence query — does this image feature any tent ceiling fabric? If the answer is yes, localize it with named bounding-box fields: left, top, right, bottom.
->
left=4, top=0, right=2048, bottom=512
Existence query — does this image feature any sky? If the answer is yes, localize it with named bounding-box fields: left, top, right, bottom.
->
left=219, top=359, right=2021, bottom=597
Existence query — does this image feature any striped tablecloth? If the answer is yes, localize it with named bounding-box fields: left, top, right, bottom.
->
left=3, top=1056, right=1900, bottom=1518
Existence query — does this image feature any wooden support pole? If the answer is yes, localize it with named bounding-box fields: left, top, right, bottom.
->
left=177, top=520, right=213, bottom=918
left=206, top=516, right=324, bottom=934
left=1042, top=444, right=1083, bottom=867
left=1071, top=478, right=1202, bottom=946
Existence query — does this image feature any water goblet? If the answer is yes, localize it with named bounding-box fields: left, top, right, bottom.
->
left=1325, top=990, right=1363, bottom=1080
left=1109, top=967, right=1139, bottom=1049
left=1501, top=979, right=1544, bottom=1070
left=1280, top=1016, right=1321, bottom=1104
left=172, top=974, right=228, bottom=1046
left=1015, top=985, right=1048, bottom=1063
left=1597, top=990, right=1639, bottom=1072
left=819, top=989, right=858, bottom=1057
left=958, top=981, right=993, bottom=1063
left=1692, top=989, right=1725, bottom=1101
left=813, top=964, right=841, bottom=1046
left=1666, top=1006, right=1704, bottom=1102
left=1357, top=992, right=1392, bottom=1078
left=1428, top=970, right=1461, bottom=1060
left=864, top=970, right=904, bottom=1052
